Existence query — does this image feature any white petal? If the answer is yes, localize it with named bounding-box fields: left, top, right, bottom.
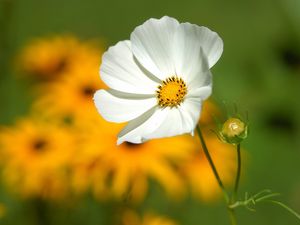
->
left=130, top=16, right=179, bottom=80
left=180, top=97, right=202, bottom=126
left=117, top=100, right=203, bottom=144
left=144, top=97, right=204, bottom=140
left=187, top=83, right=212, bottom=100
left=100, top=40, right=159, bottom=94
left=172, top=24, right=214, bottom=92
left=173, top=26, right=207, bottom=83
left=174, top=23, right=223, bottom=70
left=94, top=89, right=157, bottom=123
left=143, top=107, right=194, bottom=140
left=117, top=107, right=168, bottom=145
left=188, top=56, right=212, bottom=92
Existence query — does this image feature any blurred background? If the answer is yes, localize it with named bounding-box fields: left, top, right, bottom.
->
left=0, top=0, right=300, bottom=224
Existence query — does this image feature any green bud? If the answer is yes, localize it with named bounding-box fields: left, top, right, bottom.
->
left=220, top=117, right=248, bottom=145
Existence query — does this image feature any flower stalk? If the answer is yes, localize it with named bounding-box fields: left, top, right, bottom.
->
left=196, top=125, right=229, bottom=202
left=233, top=143, right=241, bottom=201
left=196, top=125, right=237, bottom=225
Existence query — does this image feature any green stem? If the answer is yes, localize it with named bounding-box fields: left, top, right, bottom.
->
left=265, top=200, right=300, bottom=220
left=196, top=125, right=237, bottom=225
left=228, top=208, right=237, bottom=225
left=32, top=198, right=51, bottom=225
left=196, top=125, right=229, bottom=202
left=233, top=144, right=241, bottom=200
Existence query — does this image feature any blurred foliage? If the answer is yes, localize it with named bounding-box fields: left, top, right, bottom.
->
left=0, top=0, right=300, bottom=225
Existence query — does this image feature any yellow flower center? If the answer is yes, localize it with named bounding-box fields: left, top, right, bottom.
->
left=156, top=76, right=187, bottom=108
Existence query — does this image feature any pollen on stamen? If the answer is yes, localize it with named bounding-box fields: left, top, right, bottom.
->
left=156, top=76, right=187, bottom=108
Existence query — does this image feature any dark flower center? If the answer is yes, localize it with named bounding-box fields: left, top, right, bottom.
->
left=53, top=58, right=68, bottom=74
left=32, top=138, right=48, bottom=152
left=82, top=85, right=96, bottom=97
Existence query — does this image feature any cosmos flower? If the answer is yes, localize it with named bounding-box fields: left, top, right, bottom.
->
left=94, top=16, right=223, bottom=144
left=0, top=117, right=76, bottom=200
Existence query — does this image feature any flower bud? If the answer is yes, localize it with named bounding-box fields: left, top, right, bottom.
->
left=220, top=117, right=248, bottom=145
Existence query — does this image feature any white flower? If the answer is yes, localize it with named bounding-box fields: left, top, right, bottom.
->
left=94, top=16, right=223, bottom=145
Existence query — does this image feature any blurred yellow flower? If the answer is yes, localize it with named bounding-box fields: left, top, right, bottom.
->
left=33, top=44, right=106, bottom=120
left=0, top=117, right=76, bottom=200
left=122, top=210, right=178, bottom=225
left=200, top=99, right=222, bottom=127
left=17, top=35, right=82, bottom=80
left=70, top=97, right=236, bottom=203
left=71, top=115, right=194, bottom=203
left=0, top=203, right=6, bottom=218
left=180, top=133, right=236, bottom=201
left=7, top=41, right=238, bottom=204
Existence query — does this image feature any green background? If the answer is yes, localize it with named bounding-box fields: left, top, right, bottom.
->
left=0, top=0, right=300, bottom=224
